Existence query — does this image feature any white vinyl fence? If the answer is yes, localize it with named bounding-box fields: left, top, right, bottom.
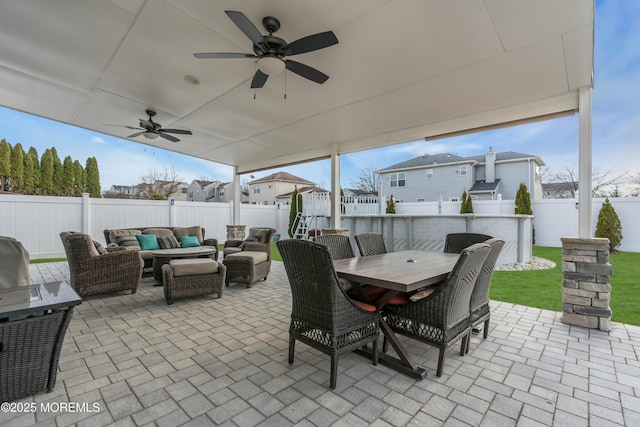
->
left=1, top=194, right=638, bottom=259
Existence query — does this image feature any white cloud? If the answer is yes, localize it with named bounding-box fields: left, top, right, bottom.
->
left=91, top=136, right=105, bottom=144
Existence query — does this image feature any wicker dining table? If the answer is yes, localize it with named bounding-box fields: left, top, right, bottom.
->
left=333, top=250, right=459, bottom=379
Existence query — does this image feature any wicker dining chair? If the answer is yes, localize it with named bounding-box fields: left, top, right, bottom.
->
left=313, top=234, right=355, bottom=260
left=383, top=242, right=491, bottom=377
left=355, top=232, right=387, bottom=256
left=277, top=239, right=380, bottom=389
left=466, top=238, right=505, bottom=353
left=443, top=233, right=492, bottom=254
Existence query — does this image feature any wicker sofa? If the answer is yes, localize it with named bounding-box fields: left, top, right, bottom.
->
left=103, top=226, right=219, bottom=273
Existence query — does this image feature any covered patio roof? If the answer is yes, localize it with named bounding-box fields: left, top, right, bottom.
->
left=0, top=1, right=593, bottom=175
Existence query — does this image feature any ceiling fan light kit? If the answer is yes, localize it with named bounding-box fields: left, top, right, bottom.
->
left=194, top=10, right=338, bottom=89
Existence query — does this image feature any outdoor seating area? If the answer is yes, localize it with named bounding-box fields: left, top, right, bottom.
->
left=3, top=259, right=638, bottom=425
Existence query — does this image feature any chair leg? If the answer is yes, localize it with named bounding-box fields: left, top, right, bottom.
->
left=330, top=355, right=338, bottom=389
left=436, top=347, right=446, bottom=377
left=288, top=337, right=295, bottom=364
left=483, top=318, right=490, bottom=339
left=372, top=338, right=379, bottom=366
left=382, top=336, right=388, bottom=353
left=460, top=334, right=468, bottom=356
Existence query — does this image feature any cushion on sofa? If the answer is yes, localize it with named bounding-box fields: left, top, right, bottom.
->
left=158, top=235, right=180, bottom=249
left=116, top=235, right=142, bottom=250
left=136, top=234, right=161, bottom=250
left=109, top=229, right=141, bottom=245
left=173, top=226, right=204, bottom=244
left=143, top=228, right=175, bottom=239
left=180, top=236, right=201, bottom=248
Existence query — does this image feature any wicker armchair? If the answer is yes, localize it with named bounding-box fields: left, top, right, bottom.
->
left=383, top=243, right=491, bottom=376
left=466, top=238, right=504, bottom=352
left=277, top=239, right=380, bottom=389
left=314, top=234, right=355, bottom=260
left=0, top=236, right=31, bottom=288
left=223, top=227, right=276, bottom=257
left=443, top=233, right=492, bottom=254
left=355, top=232, right=387, bottom=256
left=60, top=232, right=143, bottom=297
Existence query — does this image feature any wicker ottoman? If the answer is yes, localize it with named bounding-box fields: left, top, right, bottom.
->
left=162, top=258, right=225, bottom=305
left=223, top=251, right=270, bottom=288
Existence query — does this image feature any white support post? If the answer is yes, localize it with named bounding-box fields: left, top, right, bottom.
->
left=82, top=193, right=90, bottom=234
left=578, top=87, right=593, bottom=238
left=232, top=166, right=241, bottom=225
left=330, top=144, right=341, bottom=229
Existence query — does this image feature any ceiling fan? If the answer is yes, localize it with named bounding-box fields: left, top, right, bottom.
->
left=106, top=110, right=192, bottom=143
left=194, top=10, right=339, bottom=88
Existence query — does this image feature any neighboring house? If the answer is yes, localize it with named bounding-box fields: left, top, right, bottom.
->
left=276, top=185, right=330, bottom=205
left=103, top=185, right=134, bottom=198
left=216, top=182, right=249, bottom=204
left=378, top=148, right=544, bottom=202
left=542, top=182, right=578, bottom=199
left=187, top=180, right=220, bottom=202
left=249, top=172, right=315, bottom=205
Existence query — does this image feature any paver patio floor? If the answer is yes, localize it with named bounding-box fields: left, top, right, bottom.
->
left=2, top=261, right=639, bottom=426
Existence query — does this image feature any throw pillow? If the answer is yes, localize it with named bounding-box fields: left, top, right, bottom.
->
left=116, top=235, right=142, bottom=251
left=135, top=234, right=160, bottom=250
left=180, top=236, right=201, bottom=248
left=93, top=240, right=109, bottom=255
left=157, top=235, right=180, bottom=249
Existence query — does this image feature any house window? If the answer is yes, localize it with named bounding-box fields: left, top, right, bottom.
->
left=449, top=197, right=459, bottom=202
left=426, top=169, right=433, bottom=179
left=253, top=185, right=261, bottom=194
left=390, top=172, right=405, bottom=187
left=416, top=198, right=425, bottom=202
left=181, top=188, right=187, bottom=193
left=460, top=165, right=468, bottom=176
left=219, top=189, right=225, bottom=196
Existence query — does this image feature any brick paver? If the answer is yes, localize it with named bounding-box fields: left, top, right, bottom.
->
left=2, top=261, right=638, bottom=426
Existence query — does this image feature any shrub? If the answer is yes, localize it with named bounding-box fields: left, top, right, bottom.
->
left=460, top=191, right=473, bottom=213
left=386, top=195, right=396, bottom=214
left=595, top=197, right=622, bottom=251
left=514, top=183, right=532, bottom=215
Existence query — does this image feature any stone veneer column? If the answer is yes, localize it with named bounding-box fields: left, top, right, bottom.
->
left=226, top=225, right=246, bottom=240
left=561, top=237, right=612, bottom=331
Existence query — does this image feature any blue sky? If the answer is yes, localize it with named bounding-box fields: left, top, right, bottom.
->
left=1, top=0, right=637, bottom=192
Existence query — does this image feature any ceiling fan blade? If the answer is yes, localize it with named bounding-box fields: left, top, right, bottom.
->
left=127, top=132, right=144, bottom=138
left=250, top=69, right=269, bottom=88
left=139, top=119, right=155, bottom=130
left=103, top=124, right=139, bottom=130
left=285, top=60, right=329, bottom=84
left=159, top=129, right=192, bottom=135
left=194, top=52, right=257, bottom=59
left=225, top=11, right=268, bottom=53
left=158, top=132, right=180, bottom=143
left=282, top=31, right=338, bottom=56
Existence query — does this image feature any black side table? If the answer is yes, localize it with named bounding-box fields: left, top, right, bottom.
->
left=0, top=281, right=81, bottom=402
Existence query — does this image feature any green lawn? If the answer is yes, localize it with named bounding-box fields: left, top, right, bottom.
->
left=491, top=246, right=640, bottom=327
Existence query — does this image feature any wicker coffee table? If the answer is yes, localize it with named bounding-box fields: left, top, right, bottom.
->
left=150, top=247, right=216, bottom=281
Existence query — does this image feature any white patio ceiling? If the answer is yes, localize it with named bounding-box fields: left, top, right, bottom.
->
left=0, top=0, right=593, bottom=175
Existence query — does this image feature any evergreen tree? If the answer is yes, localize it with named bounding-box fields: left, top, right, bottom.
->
left=595, top=197, right=623, bottom=251
left=460, top=191, right=468, bottom=214
left=39, top=149, right=54, bottom=195
left=464, top=193, right=474, bottom=213
left=0, top=139, right=11, bottom=191
left=51, top=147, right=63, bottom=195
left=62, top=156, right=75, bottom=196
left=23, top=153, right=36, bottom=194
left=514, top=183, right=533, bottom=214
left=85, top=156, right=101, bottom=197
left=10, top=143, right=25, bottom=192
left=28, top=147, right=39, bottom=170
left=385, top=195, right=396, bottom=214
left=288, top=186, right=301, bottom=238
left=73, top=160, right=85, bottom=195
